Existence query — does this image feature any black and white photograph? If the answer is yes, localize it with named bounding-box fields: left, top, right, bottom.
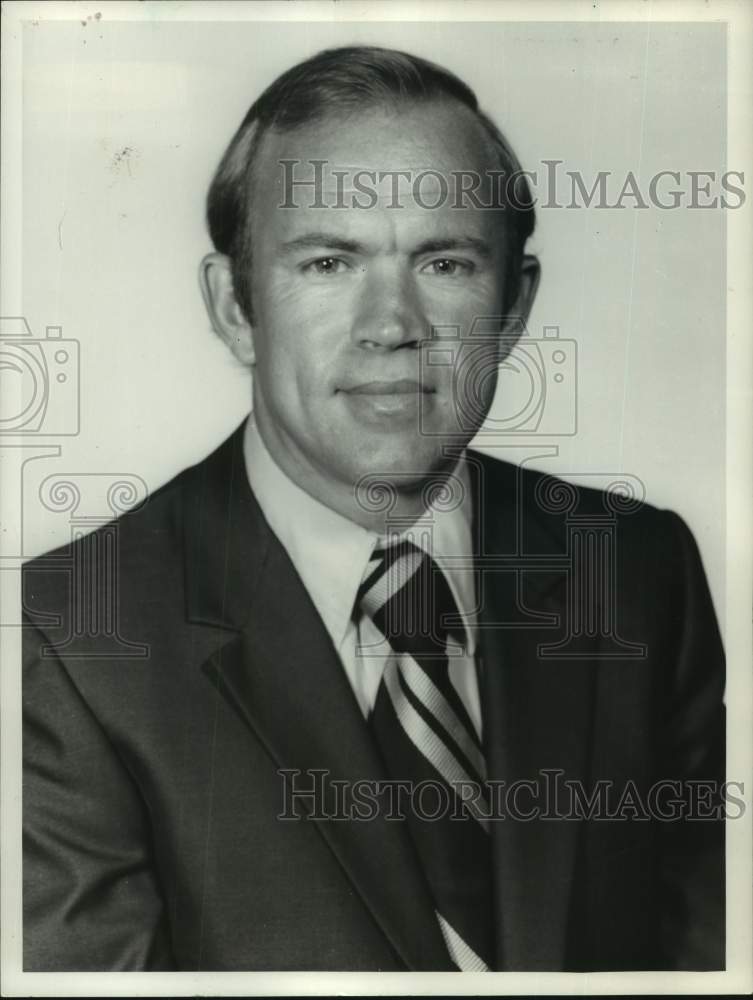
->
left=1, top=0, right=751, bottom=995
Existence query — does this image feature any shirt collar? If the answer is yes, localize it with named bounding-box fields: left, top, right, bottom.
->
left=243, top=414, right=477, bottom=654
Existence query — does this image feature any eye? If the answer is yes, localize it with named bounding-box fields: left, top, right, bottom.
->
left=302, top=257, right=349, bottom=276
left=422, top=258, right=474, bottom=277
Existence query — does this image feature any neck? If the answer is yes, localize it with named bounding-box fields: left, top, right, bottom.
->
left=343, top=477, right=451, bottom=535
left=291, top=457, right=461, bottom=536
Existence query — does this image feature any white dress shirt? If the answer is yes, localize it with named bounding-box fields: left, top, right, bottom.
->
left=243, top=414, right=482, bottom=738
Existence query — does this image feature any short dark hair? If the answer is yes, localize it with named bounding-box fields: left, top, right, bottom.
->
left=206, top=45, right=536, bottom=321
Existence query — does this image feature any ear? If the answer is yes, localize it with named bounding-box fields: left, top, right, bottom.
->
left=502, top=253, right=540, bottom=333
left=498, top=253, right=541, bottom=358
left=198, top=252, right=256, bottom=365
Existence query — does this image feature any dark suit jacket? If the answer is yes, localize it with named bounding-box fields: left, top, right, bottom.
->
left=22, top=421, right=725, bottom=971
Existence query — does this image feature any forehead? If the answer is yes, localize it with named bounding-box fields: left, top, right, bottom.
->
left=250, top=101, right=506, bottom=246
left=261, top=100, right=494, bottom=173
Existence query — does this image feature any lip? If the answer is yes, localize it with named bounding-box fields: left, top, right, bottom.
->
left=339, top=378, right=434, bottom=424
left=342, top=379, right=432, bottom=395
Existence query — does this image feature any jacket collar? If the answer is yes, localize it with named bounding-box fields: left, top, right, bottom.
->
left=183, top=421, right=270, bottom=631
left=181, top=425, right=569, bottom=631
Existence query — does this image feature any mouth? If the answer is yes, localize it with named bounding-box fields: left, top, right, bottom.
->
left=339, top=379, right=434, bottom=423
left=342, top=379, right=433, bottom=396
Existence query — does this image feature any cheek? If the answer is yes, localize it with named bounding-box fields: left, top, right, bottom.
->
left=421, top=281, right=505, bottom=333
left=253, top=323, right=335, bottom=419
left=255, top=275, right=351, bottom=359
left=252, top=265, right=312, bottom=338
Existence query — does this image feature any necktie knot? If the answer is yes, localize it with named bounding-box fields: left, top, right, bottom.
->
left=358, top=540, right=460, bottom=658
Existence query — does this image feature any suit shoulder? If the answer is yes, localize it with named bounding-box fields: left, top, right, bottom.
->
left=467, top=447, right=679, bottom=540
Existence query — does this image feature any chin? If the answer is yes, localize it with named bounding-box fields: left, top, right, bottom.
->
left=345, top=439, right=458, bottom=489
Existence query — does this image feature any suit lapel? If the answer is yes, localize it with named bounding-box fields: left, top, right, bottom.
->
left=182, top=428, right=596, bottom=971
left=471, top=452, right=595, bottom=971
left=184, top=422, right=453, bottom=971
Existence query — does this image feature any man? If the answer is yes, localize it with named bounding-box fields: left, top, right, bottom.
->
left=22, top=46, right=724, bottom=972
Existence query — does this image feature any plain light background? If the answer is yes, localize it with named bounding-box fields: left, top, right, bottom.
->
left=19, top=18, right=726, bottom=622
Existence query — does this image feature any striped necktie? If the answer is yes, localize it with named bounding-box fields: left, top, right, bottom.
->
left=358, top=540, right=493, bottom=971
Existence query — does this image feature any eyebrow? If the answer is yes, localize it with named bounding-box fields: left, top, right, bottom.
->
left=278, top=234, right=366, bottom=256
left=277, top=233, right=495, bottom=259
left=414, top=237, right=494, bottom=259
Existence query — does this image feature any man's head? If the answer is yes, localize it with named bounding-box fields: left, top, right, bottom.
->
left=200, top=46, right=539, bottom=526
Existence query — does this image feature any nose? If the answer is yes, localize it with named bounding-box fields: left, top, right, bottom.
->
left=351, top=262, right=424, bottom=351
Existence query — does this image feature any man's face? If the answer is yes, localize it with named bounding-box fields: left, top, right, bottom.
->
left=245, top=100, right=521, bottom=500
